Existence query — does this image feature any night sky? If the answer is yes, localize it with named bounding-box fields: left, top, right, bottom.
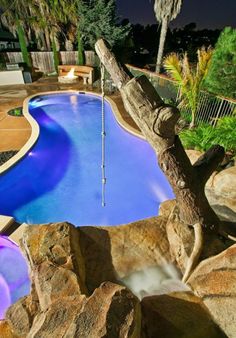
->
left=116, top=0, right=236, bottom=29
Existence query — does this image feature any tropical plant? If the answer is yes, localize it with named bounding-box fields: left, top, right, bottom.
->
left=164, top=48, right=213, bottom=128
left=204, top=27, right=236, bottom=99
left=8, top=107, right=23, bottom=116
left=51, top=36, right=59, bottom=73
left=77, top=0, right=130, bottom=49
left=154, top=0, right=182, bottom=73
left=0, top=0, right=34, bottom=58
left=77, top=29, right=84, bottom=65
left=0, top=0, right=29, bottom=36
left=16, top=23, right=31, bottom=67
left=0, top=0, right=78, bottom=51
left=179, top=116, right=236, bottom=155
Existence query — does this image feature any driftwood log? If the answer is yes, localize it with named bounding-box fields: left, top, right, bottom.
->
left=95, top=39, right=227, bottom=280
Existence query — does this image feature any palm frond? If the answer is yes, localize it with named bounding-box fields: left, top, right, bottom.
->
left=164, top=48, right=213, bottom=126
left=163, top=53, right=184, bottom=84
left=154, top=0, right=182, bottom=23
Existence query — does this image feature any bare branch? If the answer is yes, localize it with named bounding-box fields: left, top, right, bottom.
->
left=95, top=39, right=131, bottom=89
left=95, top=39, right=180, bottom=152
left=193, top=145, right=225, bottom=184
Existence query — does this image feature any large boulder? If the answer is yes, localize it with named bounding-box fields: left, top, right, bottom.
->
left=4, top=215, right=236, bottom=338
left=141, top=292, right=227, bottom=338
left=64, top=282, right=140, bottom=338
left=206, top=166, right=236, bottom=221
left=79, top=216, right=173, bottom=292
left=27, top=297, right=86, bottom=338
left=6, top=286, right=39, bottom=337
left=21, top=222, right=87, bottom=295
left=27, top=282, right=140, bottom=338
left=0, top=320, right=17, bottom=338
left=186, top=149, right=236, bottom=222
left=188, top=244, right=236, bottom=338
left=33, top=262, right=82, bottom=311
left=6, top=220, right=167, bottom=337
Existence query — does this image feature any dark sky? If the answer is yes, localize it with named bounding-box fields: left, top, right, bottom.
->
left=116, top=0, right=236, bottom=30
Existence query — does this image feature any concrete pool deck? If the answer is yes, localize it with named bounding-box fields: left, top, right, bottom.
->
left=0, top=76, right=140, bottom=153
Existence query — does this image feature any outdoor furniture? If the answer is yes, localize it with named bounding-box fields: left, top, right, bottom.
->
left=58, top=65, right=94, bottom=85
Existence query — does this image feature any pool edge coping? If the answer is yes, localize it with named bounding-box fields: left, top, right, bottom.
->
left=0, top=90, right=144, bottom=176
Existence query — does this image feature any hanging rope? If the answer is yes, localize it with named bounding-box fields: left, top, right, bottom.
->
left=101, top=63, right=106, bottom=207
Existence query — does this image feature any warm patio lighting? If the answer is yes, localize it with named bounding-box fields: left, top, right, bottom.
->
left=66, top=68, right=76, bottom=78
left=58, top=67, right=78, bottom=84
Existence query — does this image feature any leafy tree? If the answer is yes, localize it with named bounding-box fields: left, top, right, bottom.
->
left=164, top=48, right=212, bottom=128
left=154, top=0, right=182, bottom=73
left=77, top=0, right=130, bottom=49
left=204, top=27, right=236, bottom=99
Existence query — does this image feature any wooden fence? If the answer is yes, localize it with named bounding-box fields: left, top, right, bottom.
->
left=4, top=51, right=96, bottom=74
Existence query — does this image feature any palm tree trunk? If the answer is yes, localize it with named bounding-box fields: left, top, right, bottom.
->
left=156, top=18, right=168, bottom=73
left=45, top=29, right=51, bottom=51
left=39, top=32, right=47, bottom=50
left=189, top=108, right=197, bottom=129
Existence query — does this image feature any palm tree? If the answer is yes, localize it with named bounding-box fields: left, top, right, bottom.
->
left=154, top=0, right=182, bottom=73
left=0, top=0, right=33, bottom=65
left=163, top=48, right=213, bottom=128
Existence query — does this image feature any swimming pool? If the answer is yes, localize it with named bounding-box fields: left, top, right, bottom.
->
left=0, top=92, right=174, bottom=226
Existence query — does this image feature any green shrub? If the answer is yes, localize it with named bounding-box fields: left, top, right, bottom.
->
left=179, top=116, right=236, bottom=155
left=8, top=107, right=23, bottom=117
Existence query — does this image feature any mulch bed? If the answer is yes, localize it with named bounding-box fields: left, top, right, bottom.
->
left=0, top=151, right=18, bottom=166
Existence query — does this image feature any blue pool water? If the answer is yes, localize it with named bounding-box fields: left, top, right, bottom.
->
left=0, top=93, right=174, bottom=226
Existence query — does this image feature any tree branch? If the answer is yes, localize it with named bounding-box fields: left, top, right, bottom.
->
left=193, top=145, right=225, bottom=184
left=95, top=39, right=131, bottom=89
left=95, top=38, right=220, bottom=232
left=95, top=39, right=180, bottom=153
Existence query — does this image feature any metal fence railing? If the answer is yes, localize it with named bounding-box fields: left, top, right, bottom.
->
left=1, top=55, right=235, bottom=126
left=127, top=64, right=178, bottom=101
left=127, top=64, right=236, bottom=127
left=196, top=92, right=235, bottom=127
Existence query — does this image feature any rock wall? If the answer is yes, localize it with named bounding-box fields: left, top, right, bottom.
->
left=186, top=149, right=236, bottom=222
left=1, top=211, right=235, bottom=337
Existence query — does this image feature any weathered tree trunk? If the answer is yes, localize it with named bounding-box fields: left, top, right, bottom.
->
left=156, top=18, right=168, bottom=73
left=65, top=39, right=73, bottom=51
left=45, top=29, right=51, bottom=51
left=95, top=39, right=225, bottom=235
